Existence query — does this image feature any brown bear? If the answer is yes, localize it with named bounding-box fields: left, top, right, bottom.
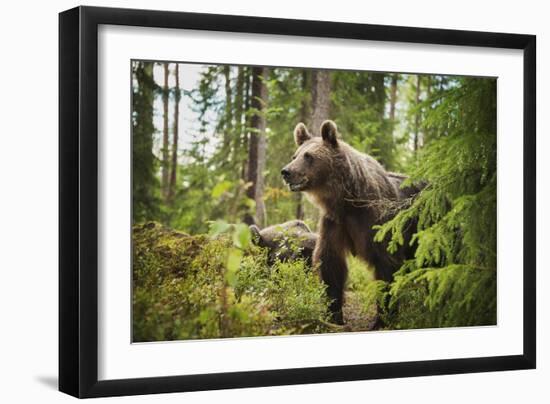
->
left=281, top=120, right=422, bottom=324
left=250, top=220, right=318, bottom=267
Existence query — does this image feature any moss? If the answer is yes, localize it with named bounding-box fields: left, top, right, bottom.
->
left=132, top=222, right=332, bottom=341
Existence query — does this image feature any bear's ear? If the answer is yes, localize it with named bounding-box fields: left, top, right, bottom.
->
left=321, top=120, right=338, bottom=147
left=294, top=123, right=312, bottom=146
left=249, top=225, right=262, bottom=245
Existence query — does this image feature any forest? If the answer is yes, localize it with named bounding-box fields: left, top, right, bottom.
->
left=132, top=61, right=497, bottom=342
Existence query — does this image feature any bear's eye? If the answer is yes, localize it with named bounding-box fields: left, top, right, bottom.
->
left=304, top=152, right=313, bottom=163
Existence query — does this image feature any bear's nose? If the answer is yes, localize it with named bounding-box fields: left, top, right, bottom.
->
left=281, top=168, right=291, bottom=179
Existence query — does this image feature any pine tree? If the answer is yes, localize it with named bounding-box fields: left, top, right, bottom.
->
left=132, top=61, right=158, bottom=222
left=375, top=77, right=497, bottom=328
left=161, top=62, right=170, bottom=200
left=332, top=71, right=399, bottom=170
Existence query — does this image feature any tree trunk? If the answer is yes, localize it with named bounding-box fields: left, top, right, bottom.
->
left=244, top=67, right=268, bottom=227
left=389, top=74, right=398, bottom=123
left=425, top=75, right=432, bottom=143
left=161, top=62, right=170, bottom=199
left=132, top=61, right=157, bottom=222
left=365, top=73, right=390, bottom=168
left=414, top=75, right=421, bottom=152
left=241, top=68, right=252, bottom=181
left=295, top=69, right=311, bottom=220
left=223, top=66, right=233, bottom=159
left=168, top=64, right=180, bottom=203
left=311, top=70, right=331, bottom=136
left=232, top=66, right=245, bottom=166
left=372, top=73, right=386, bottom=119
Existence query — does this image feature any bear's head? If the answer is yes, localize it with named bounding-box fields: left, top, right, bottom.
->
left=281, top=120, right=340, bottom=193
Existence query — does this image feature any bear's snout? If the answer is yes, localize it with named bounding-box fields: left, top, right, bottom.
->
left=281, top=165, right=309, bottom=192
left=281, top=168, right=291, bottom=181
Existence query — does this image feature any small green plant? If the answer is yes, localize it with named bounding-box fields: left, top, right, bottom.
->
left=132, top=221, right=331, bottom=341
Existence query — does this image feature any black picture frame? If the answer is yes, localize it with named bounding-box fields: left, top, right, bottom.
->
left=59, top=5, right=536, bottom=398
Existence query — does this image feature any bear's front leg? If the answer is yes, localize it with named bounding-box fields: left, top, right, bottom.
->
left=314, top=216, right=349, bottom=325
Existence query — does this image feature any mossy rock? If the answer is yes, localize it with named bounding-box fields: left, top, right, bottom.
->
left=132, top=222, right=213, bottom=285
left=132, top=222, right=333, bottom=342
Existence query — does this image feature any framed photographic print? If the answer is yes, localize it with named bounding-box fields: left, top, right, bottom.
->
left=59, top=6, right=536, bottom=398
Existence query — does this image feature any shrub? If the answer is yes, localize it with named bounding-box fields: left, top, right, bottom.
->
left=132, top=222, right=331, bottom=341
left=374, top=78, right=497, bottom=329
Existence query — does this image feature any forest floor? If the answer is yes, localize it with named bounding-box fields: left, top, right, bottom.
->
left=342, top=291, right=379, bottom=332
left=132, top=222, right=382, bottom=340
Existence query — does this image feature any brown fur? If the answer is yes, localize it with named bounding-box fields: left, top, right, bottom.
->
left=281, top=120, right=422, bottom=324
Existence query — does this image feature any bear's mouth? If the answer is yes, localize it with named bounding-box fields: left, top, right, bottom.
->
left=287, top=178, right=309, bottom=192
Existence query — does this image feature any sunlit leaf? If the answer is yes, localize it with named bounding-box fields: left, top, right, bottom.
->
left=211, top=180, right=233, bottom=199
left=226, top=248, right=242, bottom=287
left=233, top=223, right=252, bottom=249
left=208, top=220, right=230, bottom=237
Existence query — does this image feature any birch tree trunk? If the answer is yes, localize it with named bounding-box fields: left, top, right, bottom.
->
left=161, top=62, right=170, bottom=199
left=244, top=67, right=268, bottom=227
left=167, top=64, right=179, bottom=203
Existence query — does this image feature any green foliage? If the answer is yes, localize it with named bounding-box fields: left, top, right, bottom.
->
left=341, top=257, right=387, bottom=329
left=346, top=255, right=375, bottom=292
left=132, top=62, right=498, bottom=335
left=235, top=257, right=332, bottom=334
left=262, top=68, right=319, bottom=226
left=384, top=264, right=496, bottom=329
left=132, top=222, right=331, bottom=341
left=332, top=71, right=403, bottom=171
left=374, top=78, right=497, bottom=328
